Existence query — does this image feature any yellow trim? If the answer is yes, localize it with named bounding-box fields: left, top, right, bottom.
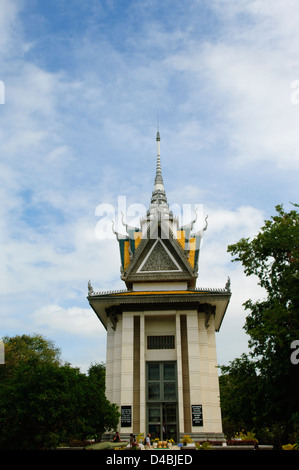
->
left=114, top=290, right=204, bottom=295
left=176, top=230, right=185, bottom=250
left=134, top=231, right=142, bottom=249
left=188, top=237, right=196, bottom=267
left=123, top=240, right=131, bottom=270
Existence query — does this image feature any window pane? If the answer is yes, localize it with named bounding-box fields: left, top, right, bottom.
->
left=149, top=424, right=161, bottom=440
left=164, top=382, right=176, bottom=400
left=164, top=363, right=175, bottom=380
left=165, top=405, right=177, bottom=422
left=148, top=363, right=160, bottom=381
left=148, top=382, right=160, bottom=399
left=148, top=405, right=160, bottom=422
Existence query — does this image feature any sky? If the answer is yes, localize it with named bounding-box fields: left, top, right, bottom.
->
left=1, top=0, right=298, bottom=373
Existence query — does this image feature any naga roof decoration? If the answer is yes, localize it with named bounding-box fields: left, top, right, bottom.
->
left=112, top=132, right=208, bottom=288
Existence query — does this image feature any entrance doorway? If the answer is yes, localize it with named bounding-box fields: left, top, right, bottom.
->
left=146, top=362, right=178, bottom=442
left=148, top=403, right=178, bottom=441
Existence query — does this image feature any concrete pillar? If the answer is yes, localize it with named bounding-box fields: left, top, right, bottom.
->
left=120, top=313, right=134, bottom=434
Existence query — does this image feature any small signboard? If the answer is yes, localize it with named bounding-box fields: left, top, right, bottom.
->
left=121, top=405, right=132, bottom=427
left=191, top=405, right=203, bottom=426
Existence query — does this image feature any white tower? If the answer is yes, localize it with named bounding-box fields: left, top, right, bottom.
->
left=88, top=132, right=231, bottom=442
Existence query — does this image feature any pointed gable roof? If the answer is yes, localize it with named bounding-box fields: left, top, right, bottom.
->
left=138, top=239, right=182, bottom=273
left=114, top=131, right=207, bottom=289
left=121, top=216, right=198, bottom=288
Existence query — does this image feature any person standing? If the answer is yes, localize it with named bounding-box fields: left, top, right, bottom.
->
left=145, top=433, right=151, bottom=448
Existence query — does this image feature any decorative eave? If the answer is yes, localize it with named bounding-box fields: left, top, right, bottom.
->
left=88, top=281, right=231, bottom=332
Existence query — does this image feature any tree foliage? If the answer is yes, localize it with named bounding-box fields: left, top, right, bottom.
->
left=228, top=204, right=299, bottom=361
left=0, top=334, right=120, bottom=449
left=2, top=333, right=61, bottom=369
left=219, top=354, right=262, bottom=436
left=221, top=204, right=299, bottom=446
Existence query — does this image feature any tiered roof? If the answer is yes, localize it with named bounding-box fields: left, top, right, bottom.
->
left=112, top=132, right=208, bottom=289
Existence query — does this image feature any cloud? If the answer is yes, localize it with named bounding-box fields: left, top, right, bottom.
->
left=0, top=214, right=121, bottom=298
left=31, top=304, right=105, bottom=338
left=201, top=45, right=299, bottom=169
left=30, top=303, right=108, bottom=371
left=162, top=1, right=299, bottom=170
left=0, top=0, right=21, bottom=51
left=1, top=0, right=297, bottom=370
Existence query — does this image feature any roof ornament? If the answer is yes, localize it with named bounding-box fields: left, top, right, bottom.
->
left=225, top=276, right=231, bottom=292
left=121, top=211, right=140, bottom=235
left=203, top=214, right=208, bottom=232
left=193, top=214, right=208, bottom=237
left=111, top=220, right=127, bottom=240
left=88, top=280, right=94, bottom=295
left=180, top=207, right=198, bottom=232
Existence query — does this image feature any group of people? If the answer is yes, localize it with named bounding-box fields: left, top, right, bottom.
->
left=130, top=433, right=152, bottom=448
left=113, top=432, right=152, bottom=448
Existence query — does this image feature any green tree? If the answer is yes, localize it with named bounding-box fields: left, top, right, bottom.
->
left=219, top=354, right=261, bottom=438
left=0, top=360, right=87, bottom=449
left=2, top=334, right=61, bottom=369
left=83, top=363, right=120, bottom=440
left=88, top=362, right=106, bottom=389
left=226, top=204, right=299, bottom=446
left=0, top=335, right=119, bottom=449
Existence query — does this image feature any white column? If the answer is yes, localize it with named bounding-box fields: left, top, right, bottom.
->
left=198, top=312, right=210, bottom=432
left=120, top=313, right=134, bottom=434
left=105, top=318, right=114, bottom=403
left=198, top=312, right=223, bottom=433
left=207, top=315, right=223, bottom=433
left=176, top=311, right=184, bottom=434
left=140, top=313, right=146, bottom=434
left=186, top=311, right=202, bottom=432
left=113, top=315, right=122, bottom=407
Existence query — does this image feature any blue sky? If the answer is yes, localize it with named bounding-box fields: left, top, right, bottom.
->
left=1, top=0, right=299, bottom=372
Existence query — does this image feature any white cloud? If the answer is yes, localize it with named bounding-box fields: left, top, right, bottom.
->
left=30, top=304, right=108, bottom=371
left=202, top=45, right=299, bottom=168
left=198, top=204, right=265, bottom=272
left=1, top=0, right=297, bottom=370
left=31, top=304, right=105, bottom=338
left=163, top=1, right=299, bottom=170
left=206, top=205, right=265, bottom=240
left=0, top=0, right=20, bottom=51
left=0, top=216, right=121, bottom=298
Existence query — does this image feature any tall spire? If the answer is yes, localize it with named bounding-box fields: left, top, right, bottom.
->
left=154, top=130, right=164, bottom=187
left=149, top=131, right=169, bottom=211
